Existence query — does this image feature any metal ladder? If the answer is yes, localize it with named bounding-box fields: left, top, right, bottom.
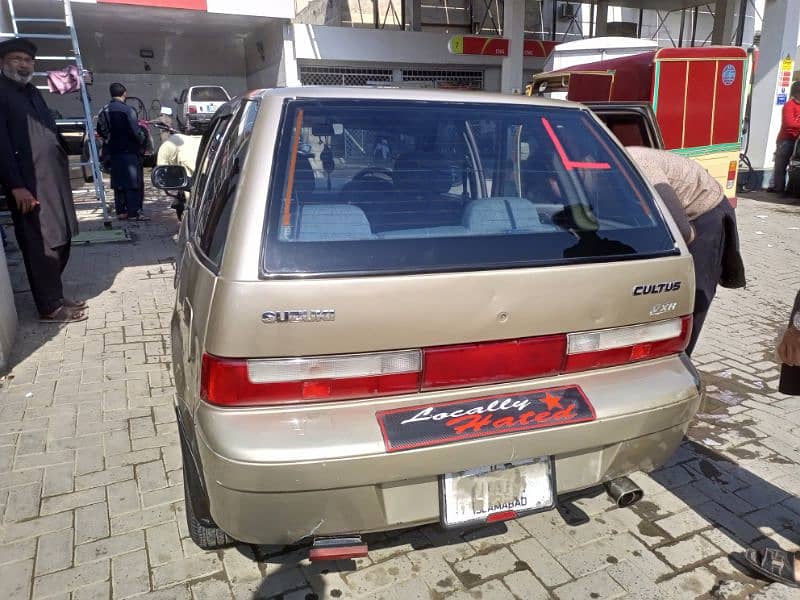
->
left=1, top=0, right=110, bottom=227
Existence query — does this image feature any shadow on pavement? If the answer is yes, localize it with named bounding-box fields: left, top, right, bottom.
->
left=2, top=186, right=179, bottom=373
left=243, top=511, right=523, bottom=599
left=740, top=189, right=800, bottom=208
left=644, top=439, right=800, bottom=588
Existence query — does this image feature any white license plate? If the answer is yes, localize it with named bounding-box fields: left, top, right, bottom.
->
left=440, top=457, right=555, bottom=528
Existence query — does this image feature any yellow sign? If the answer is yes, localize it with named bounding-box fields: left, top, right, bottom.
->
left=782, top=57, right=794, bottom=72
left=448, top=36, right=464, bottom=55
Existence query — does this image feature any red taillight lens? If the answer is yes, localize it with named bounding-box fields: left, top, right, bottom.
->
left=563, top=316, right=692, bottom=373
left=188, top=105, right=197, bottom=114
left=201, top=317, right=692, bottom=407
left=422, top=335, right=566, bottom=390
left=727, top=160, right=737, bottom=189
left=201, top=351, right=421, bottom=407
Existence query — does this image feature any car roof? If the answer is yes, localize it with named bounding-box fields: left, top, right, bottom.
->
left=243, top=86, right=584, bottom=109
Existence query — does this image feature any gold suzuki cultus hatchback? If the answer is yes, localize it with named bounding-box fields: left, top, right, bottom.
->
left=152, top=87, right=701, bottom=555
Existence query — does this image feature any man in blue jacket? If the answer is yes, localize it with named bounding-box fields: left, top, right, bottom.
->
left=98, top=83, right=148, bottom=221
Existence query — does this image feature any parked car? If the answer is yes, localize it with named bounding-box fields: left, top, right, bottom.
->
left=175, top=85, right=230, bottom=135
left=151, top=87, right=702, bottom=555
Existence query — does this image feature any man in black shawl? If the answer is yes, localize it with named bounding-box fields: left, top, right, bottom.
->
left=0, top=38, right=86, bottom=323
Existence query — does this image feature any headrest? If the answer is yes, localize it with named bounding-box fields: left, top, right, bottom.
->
left=296, top=204, right=373, bottom=241
left=463, top=197, right=543, bottom=233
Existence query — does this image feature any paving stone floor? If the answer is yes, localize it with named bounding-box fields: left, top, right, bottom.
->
left=1, top=186, right=800, bottom=599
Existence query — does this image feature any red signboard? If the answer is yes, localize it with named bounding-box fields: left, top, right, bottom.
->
left=523, top=40, right=558, bottom=58
left=449, top=36, right=558, bottom=58
left=98, top=0, right=207, bottom=9
left=448, top=36, right=509, bottom=57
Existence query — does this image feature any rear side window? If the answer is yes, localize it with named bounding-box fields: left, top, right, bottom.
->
left=194, top=101, right=260, bottom=265
left=263, top=100, right=676, bottom=276
left=191, top=87, right=229, bottom=102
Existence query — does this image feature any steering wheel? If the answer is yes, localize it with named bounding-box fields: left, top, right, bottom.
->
left=350, top=167, right=393, bottom=182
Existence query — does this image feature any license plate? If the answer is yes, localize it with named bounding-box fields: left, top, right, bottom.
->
left=440, top=457, right=555, bottom=528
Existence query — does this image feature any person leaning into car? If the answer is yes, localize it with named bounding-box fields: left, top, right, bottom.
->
left=626, top=147, right=746, bottom=355
left=743, top=292, right=800, bottom=588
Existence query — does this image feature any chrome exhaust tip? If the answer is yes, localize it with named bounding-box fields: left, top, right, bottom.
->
left=605, top=477, right=644, bottom=508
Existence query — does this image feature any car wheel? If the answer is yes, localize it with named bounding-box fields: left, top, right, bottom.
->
left=184, top=476, right=235, bottom=550
left=180, top=433, right=236, bottom=550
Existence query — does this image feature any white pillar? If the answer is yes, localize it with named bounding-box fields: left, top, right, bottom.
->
left=281, top=22, right=300, bottom=87
left=595, top=1, right=609, bottom=37
left=500, top=0, right=524, bottom=94
left=0, top=0, right=12, bottom=35
left=711, top=0, right=737, bottom=45
left=748, top=0, right=800, bottom=183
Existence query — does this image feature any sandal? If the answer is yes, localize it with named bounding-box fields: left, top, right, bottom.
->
left=745, top=548, right=800, bottom=588
left=133, top=214, right=150, bottom=222
left=63, top=298, right=87, bottom=309
left=39, top=305, right=88, bottom=324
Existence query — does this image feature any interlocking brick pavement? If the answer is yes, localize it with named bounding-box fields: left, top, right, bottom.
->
left=1, top=186, right=800, bottom=599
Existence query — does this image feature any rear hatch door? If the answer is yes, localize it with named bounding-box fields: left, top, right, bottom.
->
left=208, top=98, right=692, bottom=366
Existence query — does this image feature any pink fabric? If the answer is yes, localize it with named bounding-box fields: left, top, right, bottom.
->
left=46, top=65, right=82, bottom=95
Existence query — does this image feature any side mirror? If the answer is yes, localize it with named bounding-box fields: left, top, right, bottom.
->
left=151, top=165, right=190, bottom=190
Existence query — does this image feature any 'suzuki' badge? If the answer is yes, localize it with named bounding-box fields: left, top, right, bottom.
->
left=376, top=385, right=595, bottom=452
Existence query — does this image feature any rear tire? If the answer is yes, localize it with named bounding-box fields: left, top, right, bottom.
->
left=181, top=435, right=236, bottom=550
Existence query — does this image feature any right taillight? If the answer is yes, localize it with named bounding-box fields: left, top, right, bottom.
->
left=563, top=316, right=692, bottom=373
left=201, top=316, right=692, bottom=408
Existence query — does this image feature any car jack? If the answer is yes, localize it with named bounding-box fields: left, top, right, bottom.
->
left=309, top=535, right=369, bottom=561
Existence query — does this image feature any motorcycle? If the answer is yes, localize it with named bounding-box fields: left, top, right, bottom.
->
left=149, top=121, right=190, bottom=221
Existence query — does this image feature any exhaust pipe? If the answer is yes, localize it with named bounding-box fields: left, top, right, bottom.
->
left=605, top=477, right=644, bottom=508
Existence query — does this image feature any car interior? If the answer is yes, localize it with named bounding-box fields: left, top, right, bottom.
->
left=277, top=107, right=655, bottom=244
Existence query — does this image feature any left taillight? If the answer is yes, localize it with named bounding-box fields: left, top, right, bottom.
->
left=201, top=350, right=421, bottom=407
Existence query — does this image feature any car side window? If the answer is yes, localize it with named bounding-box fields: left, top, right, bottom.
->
left=188, top=115, right=233, bottom=237
left=598, top=113, right=653, bottom=148
left=196, top=100, right=260, bottom=266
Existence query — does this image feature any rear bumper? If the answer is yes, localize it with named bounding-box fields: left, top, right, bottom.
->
left=194, top=355, right=701, bottom=544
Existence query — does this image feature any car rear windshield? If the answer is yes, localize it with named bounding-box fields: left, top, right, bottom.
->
left=262, top=99, right=676, bottom=276
left=191, top=87, right=228, bottom=102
